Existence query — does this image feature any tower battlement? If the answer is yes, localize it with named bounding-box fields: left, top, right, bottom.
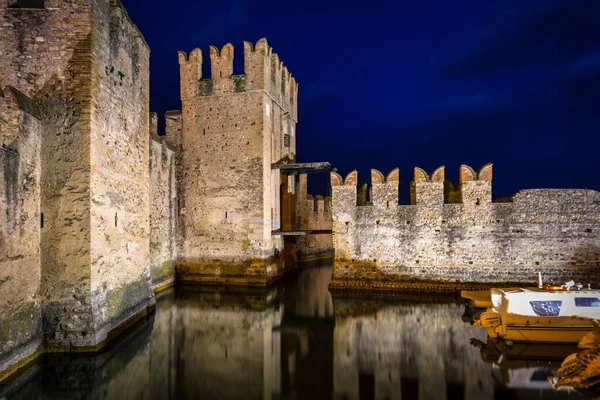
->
left=332, top=164, right=494, bottom=208
left=178, top=39, right=298, bottom=120
left=459, top=163, right=493, bottom=206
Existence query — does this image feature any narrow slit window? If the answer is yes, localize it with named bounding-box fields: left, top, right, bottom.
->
left=225, top=211, right=228, bottom=219
left=115, top=212, right=118, bottom=227
left=475, top=198, right=480, bottom=205
left=40, top=212, right=44, bottom=228
left=14, top=0, right=44, bottom=8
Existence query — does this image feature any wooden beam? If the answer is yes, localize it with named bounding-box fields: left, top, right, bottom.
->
left=271, top=162, right=334, bottom=175
left=271, top=230, right=333, bottom=236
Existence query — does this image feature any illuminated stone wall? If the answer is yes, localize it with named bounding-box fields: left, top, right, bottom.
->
left=176, top=39, right=299, bottom=285
left=0, top=0, right=155, bottom=377
left=330, top=165, right=600, bottom=291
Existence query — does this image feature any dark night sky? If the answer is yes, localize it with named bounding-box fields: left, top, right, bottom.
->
left=122, top=0, right=600, bottom=202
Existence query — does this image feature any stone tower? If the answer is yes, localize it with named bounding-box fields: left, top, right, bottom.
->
left=174, top=38, right=299, bottom=285
left=0, top=0, right=153, bottom=368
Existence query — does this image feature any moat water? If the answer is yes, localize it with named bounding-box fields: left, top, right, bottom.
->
left=0, top=263, right=592, bottom=399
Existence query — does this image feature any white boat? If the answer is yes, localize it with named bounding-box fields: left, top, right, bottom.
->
left=478, top=287, right=600, bottom=344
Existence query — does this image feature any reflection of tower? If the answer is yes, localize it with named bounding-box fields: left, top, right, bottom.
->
left=174, top=288, right=283, bottom=399
left=264, top=308, right=282, bottom=400
left=294, top=265, right=335, bottom=319
left=280, top=316, right=335, bottom=399
left=280, top=266, right=336, bottom=399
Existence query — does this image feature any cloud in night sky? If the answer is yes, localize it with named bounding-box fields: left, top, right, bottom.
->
left=191, top=2, right=250, bottom=46
left=436, top=0, right=600, bottom=79
left=122, top=0, right=600, bottom=199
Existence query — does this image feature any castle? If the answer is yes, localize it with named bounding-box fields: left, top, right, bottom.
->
left=0, top=0, right=331, bottom=379
left=1, top=0, right=599, bottom=383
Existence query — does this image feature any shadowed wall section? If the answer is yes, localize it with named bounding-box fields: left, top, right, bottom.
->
left=149, top=113, right=177, bottom=291
left=0, top=87, right=43, bottom=378
left=295, top=173, right=333, bottom=261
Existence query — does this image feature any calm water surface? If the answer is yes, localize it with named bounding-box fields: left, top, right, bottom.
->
left=0, top=264, right=591, bottom=399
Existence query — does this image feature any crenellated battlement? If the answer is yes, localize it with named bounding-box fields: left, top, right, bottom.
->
left=370, top=168, right=399, bottom=209
left=459, top=163, right=493, bottom=206
left=298, top=174, right=332, bottom=229
left=414, top=166, right=445, bottom=182
left=460, top=163, right=492, bottom=182
left=331, top=164, right=495, bottom=209
left=178, top=38, right=298, bottom=119
left=330, top=162, right=600, bottom=290
left=411, top=166, right=445, bottom=206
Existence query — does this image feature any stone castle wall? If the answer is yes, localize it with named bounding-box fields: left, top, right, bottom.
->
left=176, top=39, right=299, bottom=285
left=0, top=87, right=43, bottom=376
left=1, top=2, right=303, bottom=379
left=0, top=0, right=97, bottom=350
left=0, top=0, right=166, bottom=379
left=295, top=173, right=333, bottom=260
left=87, top=0, right=153, bottom=347
left=330, top=164, right=600, bottom=291
left=149, top=114, right=177, bottom=290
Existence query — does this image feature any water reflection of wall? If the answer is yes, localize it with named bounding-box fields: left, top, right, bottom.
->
left=281, top=266, right=335, bottom=399
left=0, top=312, right=154, bottom=399
left=1, top=271, right=581, bottom=399
left=332, top=298, right=495, bottom=400
left=175, top=288, right=283, bottom=400
left=291, top=266, right=334, bottom=319
left=0, top=289, right=284, bottom=399
left=150, top=294, right=177, bottom=399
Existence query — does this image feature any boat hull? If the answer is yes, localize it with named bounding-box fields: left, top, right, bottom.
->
left=484, top=315, right=597, bottom=343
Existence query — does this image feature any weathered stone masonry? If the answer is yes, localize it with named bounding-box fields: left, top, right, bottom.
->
left=0, top=0, right=163, bottom=380
left=295, top=173, right=333, bottom=260
left=329, top=164, right=600, bottom=291
left=175, top=39, right=301, bottom=286
left=0, top=86, right=43, bottom=379
left=149, top=113, right=177, bottom=290
left=6, top=0, right=598, bottom=385
left=0, top=0, right=315, bottom=379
